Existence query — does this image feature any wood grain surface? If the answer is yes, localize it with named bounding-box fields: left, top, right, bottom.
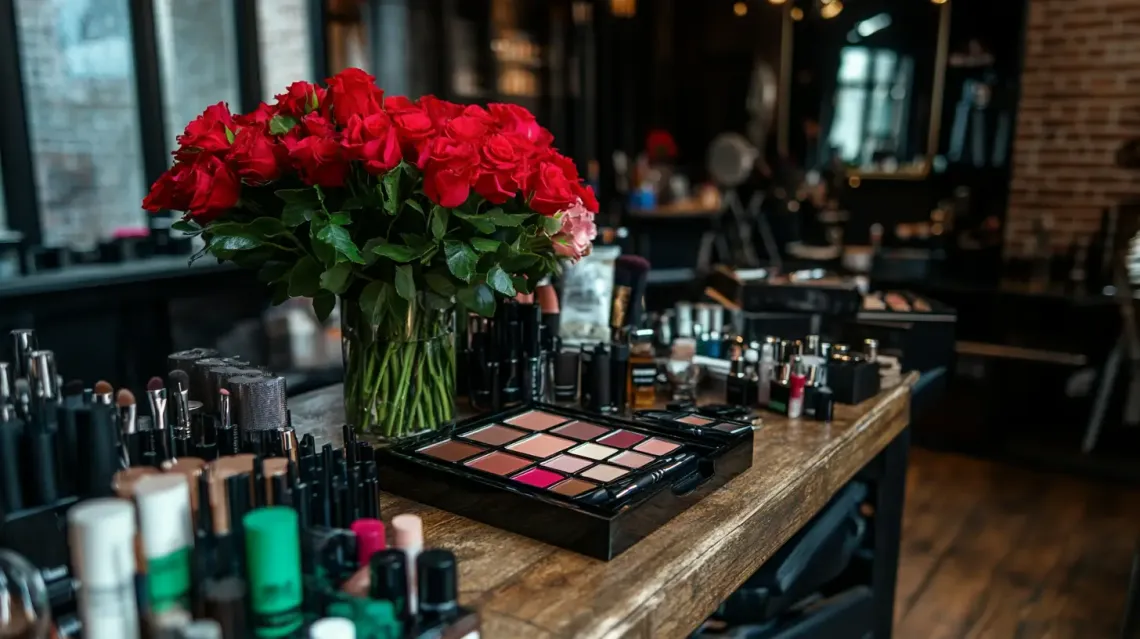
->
left=289, top=373, right=917, bottom=638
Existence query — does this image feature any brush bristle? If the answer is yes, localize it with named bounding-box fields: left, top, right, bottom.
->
left=93, top=380, right=113, bottom=395
left=146, top=376, right=164, bottom=392
left=616, top=255, right=651, bottom=273
left=219, top=388, right=229, bottom=396
left=168, top=370, right=190, bottom=391
left=116, top=389, right=135, bottom=406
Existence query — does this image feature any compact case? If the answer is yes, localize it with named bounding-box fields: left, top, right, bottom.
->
left=377, top=403, right=753, bottom=560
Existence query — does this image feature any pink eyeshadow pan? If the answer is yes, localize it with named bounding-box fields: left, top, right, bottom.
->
left=552, top=421, right=611, bottom=441
left=505, top=410, right=570, bottom=431
left=678, top=414, right=713, bottom=425
left=541, top=454, right=594, bottom=474
left=580, top=464, right=629, bottom=483
left=610, top=451, right=654, bottom=469
left=464, top=451, right=532, bottom=476
left=507, top=434, right=576, bottom=458
left=597, top=430, right=646, bottom=449
left=512, top=467, right=565, bottom=489
left=634, top=437, right=681, bottom=456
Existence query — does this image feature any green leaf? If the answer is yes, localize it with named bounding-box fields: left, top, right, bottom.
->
left=380, top=168, right=402, bottom=215
left=422, top=291, right=453, bottom=310
left=225, top=127, right=235, bottom=144
left=209, top=234, right=261, bottom=252
left=430, top=206, right=449, bottom=240
left=288, top=255, right=322, bottom=297
left=313, top=293, right=335, bottom=322
left=257, top=261, right=292, bottom=283
left=269, top=281, right=289, bottom=305
left=170, top=219, right=203, bottom=236
left=424, top=271, right=457, bottom=296
left=316, top=224, right=365, bottom=264
left=307, top=88, right=320, bottom=113
left=502, top=252, right=540, bottom=271
left=471, top=238, right=500, bottom=253
left=394, top=265, right=416, bottom=301
left=319, top=262, right=353, bottom=294
left=405, top=199, right=424, bottom=215
left=420, top=246, right=439, bottom=264
left=310, top=223, right=335, bottom=267
left=453, top=211, right=495, bottom=233
left=247, top=216, right=291, bottom=238
left=277, top=188, right=320, bottom=227
left=457, top=283, right=496, bottom=317
left=328, top=213, right=352, bottom=226
left=359, top=280, right=393, bottom=326
left=541, top=214, right=563, bottom=235
left=269, top=114, right=299, bottom=135
left=486, top=265, right=516, bottom=296
left=371, top=243, right=421, bottom=263
left=486, top=209, right=532, bottom=227
left=511, top=275, right=530, bottom=294
left=341, top=197, right=365, bottom=211
left=444, top=241, right=478, bottom=282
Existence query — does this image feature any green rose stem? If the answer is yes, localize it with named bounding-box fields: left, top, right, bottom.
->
left=342, top=297, right=455, bottom=441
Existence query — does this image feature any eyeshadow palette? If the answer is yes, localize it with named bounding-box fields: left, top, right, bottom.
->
left=378, top=403, right=753, bottom=559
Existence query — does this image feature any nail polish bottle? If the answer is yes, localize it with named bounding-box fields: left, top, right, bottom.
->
left=628, top=329, right=658, bottom=410
left=725, top=355, right=748, bottom=406
left=788, top=359, right=806, bottom=419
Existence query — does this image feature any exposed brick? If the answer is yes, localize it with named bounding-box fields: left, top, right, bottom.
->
left=1008, top=0, right=1140, bottom=251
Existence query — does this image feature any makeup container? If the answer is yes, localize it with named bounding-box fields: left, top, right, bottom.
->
left=627, top=329, right=658, bottom=410
left=378, top=404, right=752, bottom=559
left=67, top=499, right=140, bottom=638
left=581, top=343, right=611, bottom=412
left=553, top=347, right=580, bottom=401
left=134, top=474, right=194, bottom=617
left=417, top=549, right=460, bottom=628
left=725, top=355, right=749, bottom=407
left=243, top=507, right=304, bottom=637
left=393, top=514, right=423, bottom=614
left=827, top=349, right=881, bottom=405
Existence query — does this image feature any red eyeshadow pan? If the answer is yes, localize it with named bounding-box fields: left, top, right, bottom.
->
left=512, top=467, right=565, bottom=489
left=597, top=430, right=646, bottom=449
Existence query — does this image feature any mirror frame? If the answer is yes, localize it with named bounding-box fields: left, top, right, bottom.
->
left=776, top=0, right=952, bottom=180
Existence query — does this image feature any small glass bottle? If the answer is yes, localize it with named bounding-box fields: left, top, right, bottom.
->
left=628, top=329, right=658, bottom=409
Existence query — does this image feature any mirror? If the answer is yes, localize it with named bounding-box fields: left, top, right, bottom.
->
left=778, top=0, right=950, bottom=179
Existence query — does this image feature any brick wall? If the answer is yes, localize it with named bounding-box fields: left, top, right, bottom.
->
left=1007, top=0, right=1140, bottom=253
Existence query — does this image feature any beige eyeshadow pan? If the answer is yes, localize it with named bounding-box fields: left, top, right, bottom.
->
left=610, top=451, right=654, bottom=469
left=505, top=410, right=570, bottom=431
left=634, top=437, right=681, bottom=456
left=569, top=442, right=618, bottom=461
left=580, top=464, right=628, bottom=483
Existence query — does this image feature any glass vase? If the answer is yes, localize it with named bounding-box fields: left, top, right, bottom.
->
left=340, top=294, right=456, bottom=443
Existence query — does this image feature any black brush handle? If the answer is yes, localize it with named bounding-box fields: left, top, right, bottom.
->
left=25, top=429, right=59, bottom=505
left=0, top=416, right=24, bottom=513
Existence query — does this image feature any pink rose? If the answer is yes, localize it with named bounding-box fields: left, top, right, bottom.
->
left=552, top=199, right=597, bottom=261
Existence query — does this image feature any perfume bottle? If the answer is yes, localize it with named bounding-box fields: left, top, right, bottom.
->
left=628, top=329, right=658, bottom=410
left=757, top=336, right=777, bottom=406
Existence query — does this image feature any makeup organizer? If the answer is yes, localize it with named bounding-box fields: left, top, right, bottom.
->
left=0, top=329, right=478, bottom=638
left=379, top=404, right=753, bottom=560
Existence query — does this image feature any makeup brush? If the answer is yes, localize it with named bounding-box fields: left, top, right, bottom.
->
left=217, top=388, right=238, bottom=456
left=93, top=380, right=114, bottom=406
left=0, top=362, right=12, bottom=404
left=9, top=329, right=36, bottom=379
left=146, top=376, right=173, bottom=464
left=168, top=370, right=192, bottom=433
left=536, top=284, right=561, bottom=350
left=13, top=378, right=30, bottom=420
left=610, top=255, right=651, bottom=338
left=26, top=350, right=58, bottom=403
left=117, top=389, right=138, bottom=468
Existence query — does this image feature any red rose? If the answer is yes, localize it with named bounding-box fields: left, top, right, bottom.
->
left=228, top=127, right=286, bottom=183
left=576, top=183, right=599, bottom=213
left=325, top=68, right=383, bottom=127
left=143, top=161, right=194, bottom=212
left=274, top=81, right=325, bottom=118
left=390, top=107, right=435, bottom=165
left=175, top=102, right=234, bottom=158
left=298, top=112, right=335, bottom=137
left=384, top=95, right=418, bottom=113
left=473, top=134, right=522, bottom=204
left=528, top=160, right=577, bottom=215
left=287, top=134, right=349, bottom=187
left=489, top=103, right=553, bottom=147
left=342, top=113, right=402, bottom=175
left=444, top=115, right=490, bottom=143
left=234, top=102, right=277, bottom=131
left=187, top=156, right=240, bottom=223
left=423, top=137, right=478, bottom=207
left=416, top=95, right=463, bottom=129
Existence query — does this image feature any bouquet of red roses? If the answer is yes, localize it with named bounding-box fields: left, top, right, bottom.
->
left=143, top=68, right=598, bottom=438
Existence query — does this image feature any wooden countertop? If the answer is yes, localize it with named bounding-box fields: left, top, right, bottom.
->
left=289, top=373, right=918, bottom=638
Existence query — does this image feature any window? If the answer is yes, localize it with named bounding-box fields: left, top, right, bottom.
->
left=154, top=0, right=240, bottom=153
left=15, top=0, right=147, bottom=248
left=257, top=0, right=314, bottom=99
left=828, top=47, right=913, bottom=166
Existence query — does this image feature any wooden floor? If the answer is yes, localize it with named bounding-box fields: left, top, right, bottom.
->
left=895, top=448, right=1140, bottom=639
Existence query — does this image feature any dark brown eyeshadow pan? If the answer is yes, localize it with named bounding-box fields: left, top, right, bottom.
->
left=552, top=421, right=611, bottom=441
left=550, top=477, right=597, bottom=497
left=461, top=424, right=528, bottom=446
left=417, top=440, right=486, bottom=463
